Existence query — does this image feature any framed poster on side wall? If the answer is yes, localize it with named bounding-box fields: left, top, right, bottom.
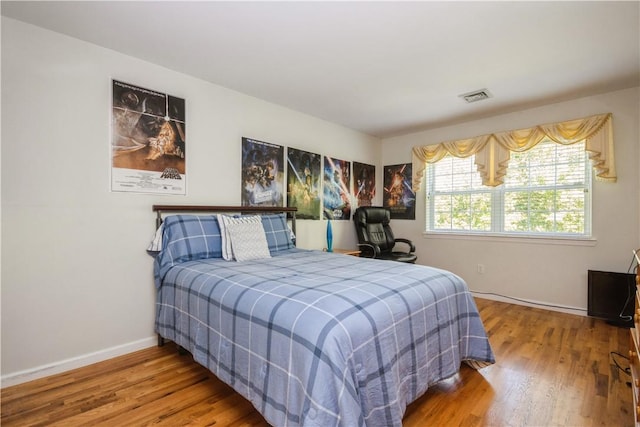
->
left=323, top=156, right=351, bottom=220
left=383, top=163, right=415, bottom=219
left=241, top=137, right=284, bottom=206
left=352, top=162, right=376, bottom=208
left=287, top=147, right=321, bottom=219
left=111, top=79, right=186, bottom=195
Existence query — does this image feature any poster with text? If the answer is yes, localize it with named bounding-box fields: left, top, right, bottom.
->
left=383, top=163, right=415, bottom=219
left=287, top=147, right=321, bottom=219
left=111, top=80, right=186, bottom=194
left=323, top=156, right=351, bottom=220
left=241, top=137, right=284, bottom=206
left=352, top=162, right=376, bottom=208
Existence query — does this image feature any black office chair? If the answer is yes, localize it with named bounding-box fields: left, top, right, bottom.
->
left=353, top=206, right=417, bottom=263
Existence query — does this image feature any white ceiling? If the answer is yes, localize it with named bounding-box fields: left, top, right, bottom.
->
left=2, top=1, right=639, bottom=138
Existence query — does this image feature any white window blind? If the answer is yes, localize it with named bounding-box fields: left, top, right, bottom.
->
left=426, top=140, right=591, bottom=237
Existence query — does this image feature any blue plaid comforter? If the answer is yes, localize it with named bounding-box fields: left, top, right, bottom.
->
left=156, top=249, right=494, bottom=426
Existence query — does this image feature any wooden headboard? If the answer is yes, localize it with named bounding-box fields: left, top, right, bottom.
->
left=152, top=205, right=298, bottom=235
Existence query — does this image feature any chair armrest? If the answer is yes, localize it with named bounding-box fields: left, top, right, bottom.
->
left=394, top=238, right=416, bottom=253
left=357, top=242, right=381, bottom=258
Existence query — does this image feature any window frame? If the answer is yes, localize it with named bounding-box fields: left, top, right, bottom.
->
left=424, top=140, right=593, bottom=241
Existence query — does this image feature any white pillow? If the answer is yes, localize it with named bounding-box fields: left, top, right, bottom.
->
left=217, top=214, right=270, bottom=261
left=227, top=220, right=271, bottom=261
left=217, top=214, right=235, bottom=260
left=146, top=223, right=164, bottom=254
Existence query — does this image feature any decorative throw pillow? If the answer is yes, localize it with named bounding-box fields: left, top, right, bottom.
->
left=217, top=214, right=270, bottom=261
left=217, top=214, right=236, bottom=260
left=226, top=220, right=271, bottom=261
left=259, top=213, right=296, bottom=252
left=159, top=214, right=224, bottom=261
left=153, top=214, right=223, bottom=288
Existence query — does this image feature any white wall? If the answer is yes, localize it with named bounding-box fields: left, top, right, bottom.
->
left=382, top=87, right=640, bottom=311
left=0, top=18, right=380, bottom=383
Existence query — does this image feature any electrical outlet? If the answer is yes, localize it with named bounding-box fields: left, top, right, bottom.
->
left=477, top=264, right=485, bottom=274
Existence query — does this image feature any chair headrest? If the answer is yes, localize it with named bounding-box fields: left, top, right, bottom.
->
left=355, top=207, right=390, bottom=225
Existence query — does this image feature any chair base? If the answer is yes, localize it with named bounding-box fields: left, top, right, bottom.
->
left=378, top=252, right=417, bottom=263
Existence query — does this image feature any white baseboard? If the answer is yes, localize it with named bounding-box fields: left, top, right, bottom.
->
left=472, top=291, right=588, bottom=316
left=1, top=336, right=157, bottom=388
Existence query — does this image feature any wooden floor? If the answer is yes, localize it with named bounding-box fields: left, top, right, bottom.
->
left=1, top=298, right=633, bottom=426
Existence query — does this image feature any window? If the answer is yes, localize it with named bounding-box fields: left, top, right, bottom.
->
left=426, top=140, right=591, bottom=237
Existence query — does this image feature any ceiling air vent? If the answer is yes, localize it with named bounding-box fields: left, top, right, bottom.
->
left=459, top=89, right=492, bottom=103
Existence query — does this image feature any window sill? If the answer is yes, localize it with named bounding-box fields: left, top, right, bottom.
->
left=422, top=231, right=597, bottom=246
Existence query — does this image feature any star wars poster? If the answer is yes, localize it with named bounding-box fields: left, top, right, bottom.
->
left=287, top=148, right=321, bottom=219
left=111, top=80, right=186, bottom=194
left=352, top=162, right=376, bottom=208
left=241, top=137, right=284, bottom=206
left=383, top=163, right=415, bottom=219
left=323, top=156, right=351, bottom=220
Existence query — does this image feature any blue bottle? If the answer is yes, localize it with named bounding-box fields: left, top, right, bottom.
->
left=326, top=220, right=333, bottom=252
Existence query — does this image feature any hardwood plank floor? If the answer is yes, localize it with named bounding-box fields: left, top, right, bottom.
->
left=1, top=298, right=633, bottom=426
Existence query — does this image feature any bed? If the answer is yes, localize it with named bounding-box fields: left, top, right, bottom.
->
left=150, top=205, right=495, bottom=427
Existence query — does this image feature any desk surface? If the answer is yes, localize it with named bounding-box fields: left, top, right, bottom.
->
left=324, top=248, right=361, bottom=256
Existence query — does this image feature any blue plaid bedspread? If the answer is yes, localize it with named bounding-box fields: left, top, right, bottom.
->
left=156, top=249, right=494, bottom=426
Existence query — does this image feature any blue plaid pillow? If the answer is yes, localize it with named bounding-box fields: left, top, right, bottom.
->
left=154, top=215, right=223, bottom=287
left=259, top=213, right=295, bottom=252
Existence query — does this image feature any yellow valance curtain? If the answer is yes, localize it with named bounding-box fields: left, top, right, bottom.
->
left=411, top=113, right=615, bottom=191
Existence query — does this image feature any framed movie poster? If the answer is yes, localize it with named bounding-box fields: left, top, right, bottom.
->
left=383, top=163, right=415, bottom=219
left=111, top=80, right=186, bottom=194
left=287, top=147, right=321, bottom=219
left=241, top=137, right=284, bottom=206
left=352, top=162, right=375, bottom=208
left=323, top=156, right=351, bottom=220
